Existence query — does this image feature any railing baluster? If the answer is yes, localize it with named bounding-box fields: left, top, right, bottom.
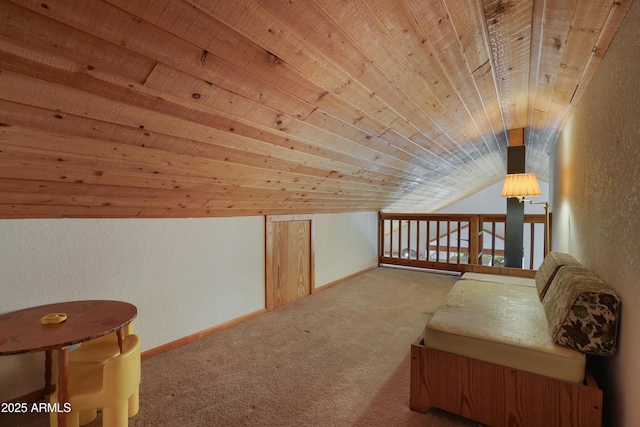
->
left=391, top=219, right=396, bottom=258
left=470, top=216, right=480, bottom=265
left=530, top=223, right=535, bottom=270
left=379, top=216, right=382, bottom=259
left=446, top=221, right=451, bottom=264
left=457, top=220, right=461, bottom=264
left=426, top=220, right=431, bottom=261
left=407, top=220, right=412, bottom=259
left=491, top=221, right=496, bottom=266
left=390, top=220, right=394, bottom=258
left=436, top=221, right=441, bottom=263
left=416, top=220, right=421, bottom=260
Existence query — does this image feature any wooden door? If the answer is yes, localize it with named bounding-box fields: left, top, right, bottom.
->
left=266, top=215, right=314, bottom=310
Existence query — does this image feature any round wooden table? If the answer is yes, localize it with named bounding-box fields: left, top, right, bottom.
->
left=0, top=300, right=137, bottom=427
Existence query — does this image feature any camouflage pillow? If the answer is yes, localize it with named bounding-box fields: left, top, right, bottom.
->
left=534, top=252, right=581, bottom=301
left=542, top=266, right=620, bottom=355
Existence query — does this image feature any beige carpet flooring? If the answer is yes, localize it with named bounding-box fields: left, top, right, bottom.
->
left=2, top=267, right=483, bottom=426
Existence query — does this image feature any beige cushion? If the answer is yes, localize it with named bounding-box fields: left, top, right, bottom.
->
left=460, top=272, right=535, bottom=287
left=425, top=279, right=586, bottom=383
left=534, top=252, right=581, bottom=301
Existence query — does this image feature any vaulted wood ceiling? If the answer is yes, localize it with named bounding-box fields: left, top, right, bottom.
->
left=0, top=0, right=632, bottom=218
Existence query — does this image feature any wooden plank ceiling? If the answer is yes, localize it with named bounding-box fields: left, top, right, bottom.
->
left=0, top=0, right=632, bottom=218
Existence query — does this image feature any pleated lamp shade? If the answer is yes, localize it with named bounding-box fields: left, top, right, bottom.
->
left=501, top=173, right=542, bottom=198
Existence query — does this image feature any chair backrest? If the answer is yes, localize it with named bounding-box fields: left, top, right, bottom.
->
left=102, top=334, right=141, bottom=399
left=72, top=321, right=135, bottom=356
left=81, top=332, right=118, bottom=347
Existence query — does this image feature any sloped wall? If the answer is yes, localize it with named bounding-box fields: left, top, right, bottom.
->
left=552, top=2, right=640, bottom=425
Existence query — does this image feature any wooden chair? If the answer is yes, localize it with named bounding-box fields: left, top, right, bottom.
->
left=50, top=334, right=141, bottom=427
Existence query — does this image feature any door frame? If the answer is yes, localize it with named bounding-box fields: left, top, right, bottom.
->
left=265, top=214, right=316, bottom=311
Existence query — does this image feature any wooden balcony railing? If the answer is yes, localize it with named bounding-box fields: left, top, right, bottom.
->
left=378, top=212, right=550, bottom=277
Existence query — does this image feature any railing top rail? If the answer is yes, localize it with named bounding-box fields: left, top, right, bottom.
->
left=379, top=213, right=479, bottom=221
left=380, top=213, right=546, bottom=224
left=479, top=214, right=546, bottom=223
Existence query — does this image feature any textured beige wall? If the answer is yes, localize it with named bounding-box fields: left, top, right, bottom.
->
left=552, top=2, right=640, bottom=426
left=0, top=216, right=266, bottom=402
left=0, top=212, right=378, bottom=402
left=314, top=211, right=378, bottom=287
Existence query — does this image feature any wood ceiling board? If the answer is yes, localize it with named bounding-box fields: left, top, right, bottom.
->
left=0, top=158, right=404, bottom=206
left=0, top=178, right=331, bottom=206
left=471, top=60, right=508, bottom=150
left=531, top=0, right=631, bottom=171
left=530, top=0, right=577, bottom=115
left=310, top=92, right=393, bottom=138
left=50, top=0, right=331, bottom=113
left=536, top=1, right=630, bottom=150
left=0, top=190, right=209, bottom=210
left=1, top=2, right=155, bottom=82
left=0, top=126, right=415, bottom=193
left=0, top=103, right=357, bottom=182
left=0, top=0, right=631, bottom=218
left=405, top=0, right=504, bottom=167
left=562, top=0, right=634, bottom=109
left=0, top=154, right=408, bottom=203
left=301, top=111, right=446, bottom=175
left=1, top=70, right=407, bottom=181
left=369, top=0, right=490, bottom=160
left=484, top=0, right=534, bottom=131
left=144, top=62, right=316, bottom=123
left=303, top=4, right=468, bottom=156
left=314, top=0, right=462, bottom=137
left=196, top=1, right=348, bottom=89
left=0, top=126, right=301, bottom=178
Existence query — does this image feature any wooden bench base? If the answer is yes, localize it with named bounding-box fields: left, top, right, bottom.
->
left=410, top=335, right=603, bottom=427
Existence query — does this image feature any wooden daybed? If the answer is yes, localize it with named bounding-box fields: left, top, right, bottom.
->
left=410, top=254, right=621, bottom=427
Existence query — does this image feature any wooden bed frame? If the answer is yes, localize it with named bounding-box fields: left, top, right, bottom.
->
left=410, top=335, right=603, bottom=427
